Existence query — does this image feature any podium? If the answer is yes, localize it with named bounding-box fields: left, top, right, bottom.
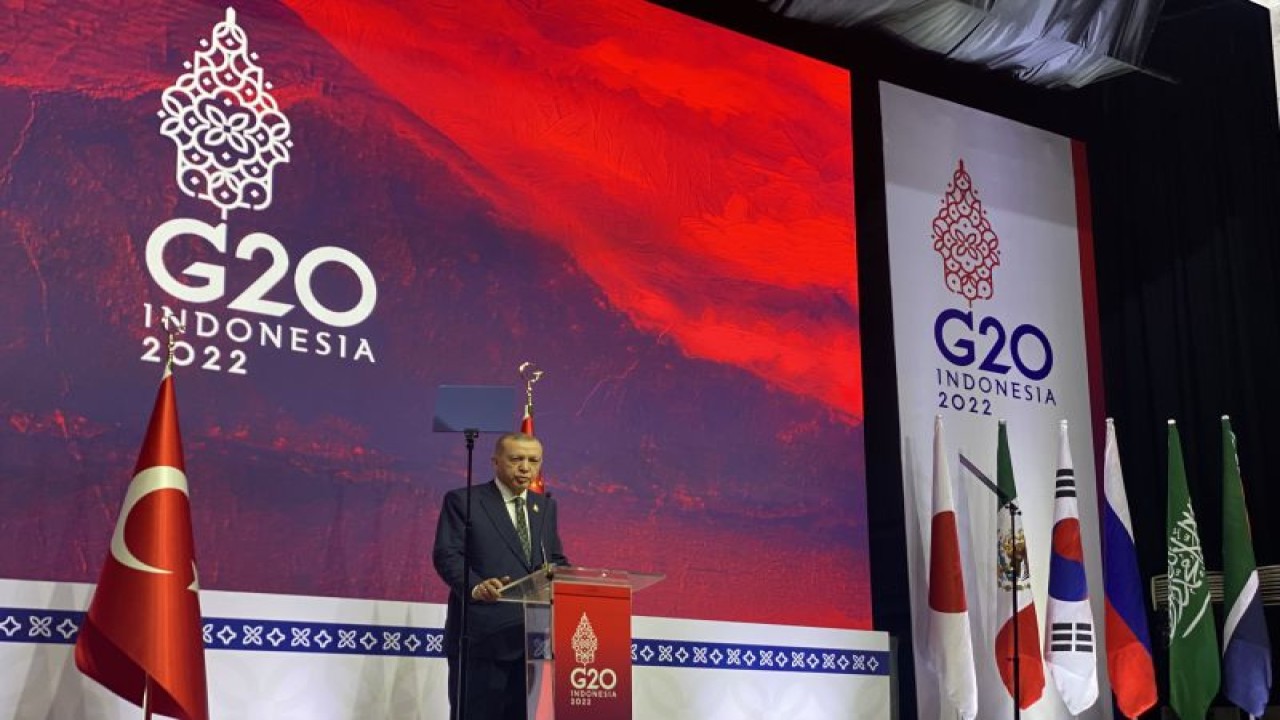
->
left=499, top=566, right=663, bottom=720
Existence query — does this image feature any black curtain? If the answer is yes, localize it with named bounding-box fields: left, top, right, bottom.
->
left=1085, top=0, right=1280, bottom=708
left=655, top=0, right=1280, bottom=715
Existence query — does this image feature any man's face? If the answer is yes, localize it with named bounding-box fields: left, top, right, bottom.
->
left=493, top=437, right=542, bottom=494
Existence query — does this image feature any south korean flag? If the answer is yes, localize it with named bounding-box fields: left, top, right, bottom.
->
left=1044, top=420, right=1099, bottom=715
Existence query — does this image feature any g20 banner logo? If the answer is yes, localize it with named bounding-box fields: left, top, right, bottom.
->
left=141, top=8, right=377, bottom=375
left=930, top=160, right=1056, bottom=414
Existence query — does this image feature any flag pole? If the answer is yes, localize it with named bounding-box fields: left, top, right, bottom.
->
left=142, top=674, right=153, bottom=720
left=161, top=309, right=185, bottom=375
left=149, top=314, right=181, bottom=720
left=518, top=361, right=543, bottom=423
left=1009, top=500, right=1023, bottom=720
left=518, top=361, right=546, bottom=497
left=957, top=443, right=1019, bottom=720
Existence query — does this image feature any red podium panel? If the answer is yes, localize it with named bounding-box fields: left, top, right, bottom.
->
left=500, top=566, right=662, bottom=720
left=553, top=581, right=632, bottom=718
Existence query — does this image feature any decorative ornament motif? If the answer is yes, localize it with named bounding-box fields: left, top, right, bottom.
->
left=931, top=159, right=1000, bottom=306
left=1167, top=505, right=1209, bottom=637
left=158, top=7, right=293, bottom=219
left=997, top=526, right=1031, bottom=592
left=571, top=612, right=599, bottom=665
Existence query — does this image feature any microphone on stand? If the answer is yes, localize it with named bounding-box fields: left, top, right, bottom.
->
left=538, top=505, right=548, bottom=569
left=537, top=501, right=559, bottom=577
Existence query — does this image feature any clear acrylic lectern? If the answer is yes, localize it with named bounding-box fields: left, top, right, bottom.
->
left=500, top=566, right=663, bottom=719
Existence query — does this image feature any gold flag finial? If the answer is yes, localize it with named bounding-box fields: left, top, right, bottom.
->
left=161, top=309, right=186, bottom=374
left=518, top=361, right=544, bottom=413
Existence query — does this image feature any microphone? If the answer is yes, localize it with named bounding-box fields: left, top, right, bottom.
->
left=538, top=499, right=556, bottom=576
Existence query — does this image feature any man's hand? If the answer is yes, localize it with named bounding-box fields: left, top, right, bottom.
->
left=471, top=576, right=511, bottom=602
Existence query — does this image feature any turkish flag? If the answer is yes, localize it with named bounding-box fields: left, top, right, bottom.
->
left=521, top=405, right=547, bottom=494
left=75, top=371, right=209, bottom=720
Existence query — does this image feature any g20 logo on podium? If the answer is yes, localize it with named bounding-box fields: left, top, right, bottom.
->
left=140, top=7, right=378, bottom=375
left=553, top=582, right=634, bottom=720
left=568, top=612, right=619, bottom=703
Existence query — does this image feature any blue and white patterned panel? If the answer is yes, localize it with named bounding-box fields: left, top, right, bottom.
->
left=0, top=608, right=82, bottom=646
left=0, top=607, right=445, bottom=658
left=632, top=638, right=889, bottom=676
left=0, top=581, right=892, bottom=720
left=0, top=607, right=886, bottom=677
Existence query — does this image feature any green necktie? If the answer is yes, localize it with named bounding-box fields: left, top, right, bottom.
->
left=514, top=496, right=531, bottom=562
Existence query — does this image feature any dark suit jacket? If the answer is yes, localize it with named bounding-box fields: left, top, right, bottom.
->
left=432, top=481, right=569, bottom=661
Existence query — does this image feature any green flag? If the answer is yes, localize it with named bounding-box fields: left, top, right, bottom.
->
left=994, top=421, right=1045, bottom=708
left=1167, top=420, right=1219, bottom=719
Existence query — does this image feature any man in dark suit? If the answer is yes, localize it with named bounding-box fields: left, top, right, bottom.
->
left=432, top=432, right=570, bottom=720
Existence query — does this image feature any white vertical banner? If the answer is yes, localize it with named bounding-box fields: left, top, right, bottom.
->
left=880, top=82, right=1110, bottom=720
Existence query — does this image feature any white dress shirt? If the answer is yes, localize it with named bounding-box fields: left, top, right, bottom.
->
left=493, top=479, right=530, bottom=532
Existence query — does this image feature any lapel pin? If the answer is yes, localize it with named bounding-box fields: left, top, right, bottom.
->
left=532, top=503, right=539, bottom=513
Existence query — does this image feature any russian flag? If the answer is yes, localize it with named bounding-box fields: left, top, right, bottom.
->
left=1100, top=419, right=1157, bottom=719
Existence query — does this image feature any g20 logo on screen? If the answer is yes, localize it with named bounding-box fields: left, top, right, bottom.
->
left=930, top=159, right=1056, bottom=415
left=567, top=612, right=619, bottom=707
left=140, top=7, right=377, bottom=375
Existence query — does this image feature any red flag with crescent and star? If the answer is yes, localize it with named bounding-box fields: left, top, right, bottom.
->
left=74, top=370, right=209, bottom=720
left=521, top=403, right=546, bottom=494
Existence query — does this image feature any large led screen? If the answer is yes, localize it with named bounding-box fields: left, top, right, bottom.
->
left=0, top=0, right=868, bottom=629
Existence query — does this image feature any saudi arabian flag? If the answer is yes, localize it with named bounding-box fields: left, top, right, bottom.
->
left=1167, top=420, right=1219, bottom=720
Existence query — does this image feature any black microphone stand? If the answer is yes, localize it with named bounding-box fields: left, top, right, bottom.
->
left=454, top=428, right=479, bottom=720
left=958, top=452, right=1020, bottom=720
left=1007, top=498, right=1023, bottom=720
left=430, top=383, right=516, bottom=720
